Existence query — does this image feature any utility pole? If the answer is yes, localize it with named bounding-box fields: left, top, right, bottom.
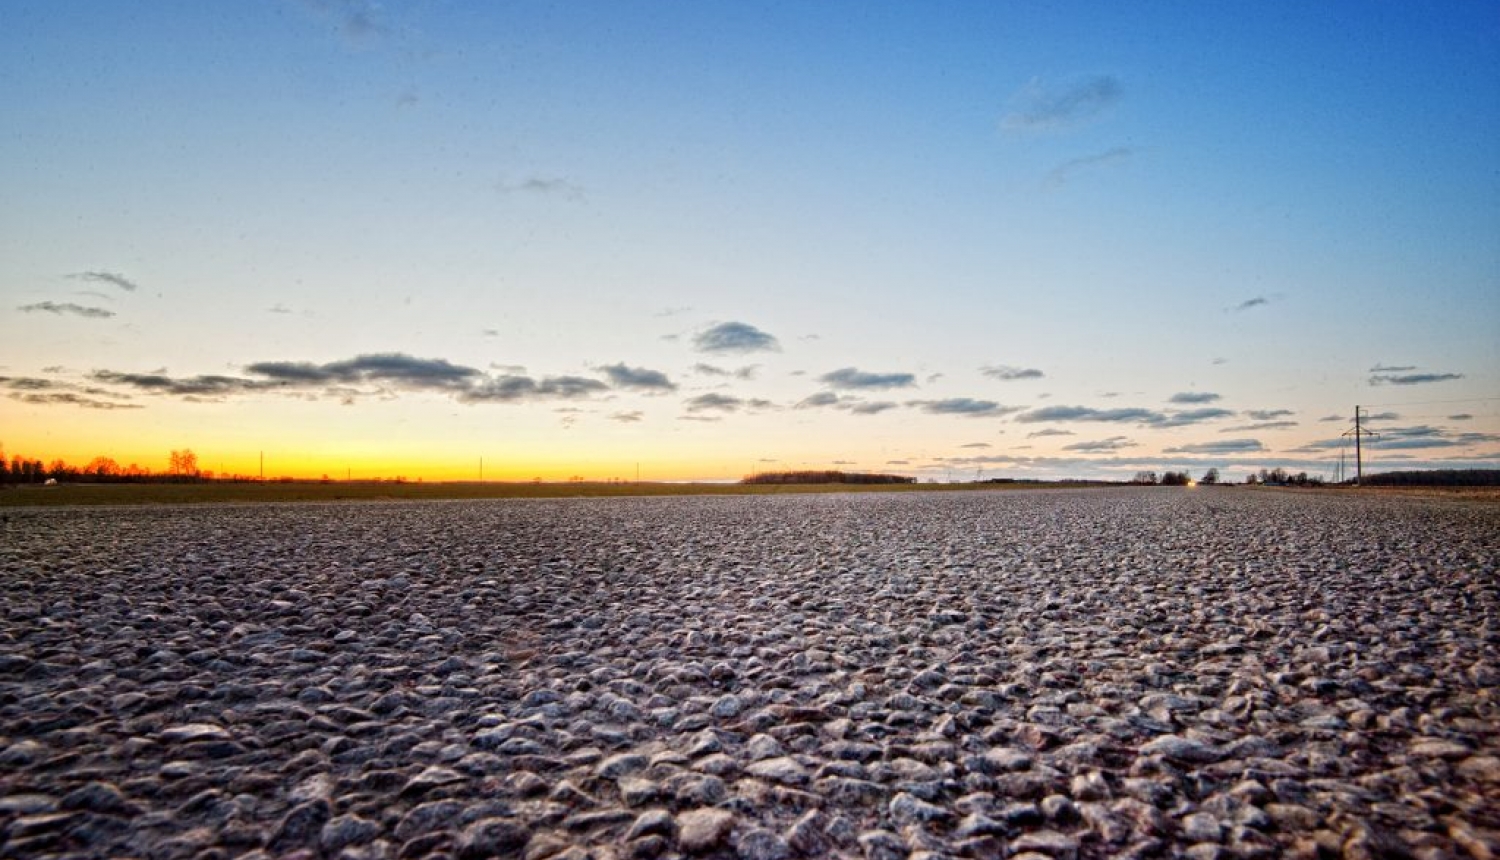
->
left=479, top=456, right=483, bottom=482
left=259, top=451, right=264, bottom=481
left=1342, top=405, right=1378, bottom=486
left=1355, top=405, right=1362, bottom=484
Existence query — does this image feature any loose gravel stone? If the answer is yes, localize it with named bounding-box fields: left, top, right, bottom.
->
left=0, top=490, right=1494, bottom=859
left=677, top=807, right=737, bottom=853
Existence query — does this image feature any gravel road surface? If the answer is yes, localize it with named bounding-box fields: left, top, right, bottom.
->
left=2, top=488, right=1496, bottom=859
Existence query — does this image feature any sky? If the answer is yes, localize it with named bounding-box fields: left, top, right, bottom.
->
left=3, top=1, right=1498, bottom=482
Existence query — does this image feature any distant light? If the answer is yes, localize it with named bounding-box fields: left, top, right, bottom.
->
left=1186, top=479, right=1198, bottom=488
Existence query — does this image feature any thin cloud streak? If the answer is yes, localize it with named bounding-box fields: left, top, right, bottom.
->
left=980, top=365, right=1044, bottom=381
left=1369, top=371, right=1464, bottom=386
left=1169, top=392, right=1221, bottom=404
left=1046, top=147, right=1132, bottom=186
left=1003, top=75, right=1122, bottom=131
left=68, top=271, right=139, bottom=292
left=912, top=398, right=1020, bottom=418
left=18, top=302, right=115, bottom=319
left=820, top=368, right=917, bottom=390
left=1016, top=405, right=1162, bottom=424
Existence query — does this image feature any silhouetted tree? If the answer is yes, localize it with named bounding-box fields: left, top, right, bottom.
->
left=84, top=457, right=121, bottom=480
left=168, top=449, right=200, bottom=480
left=1201, top=468, right=1219, bottom=485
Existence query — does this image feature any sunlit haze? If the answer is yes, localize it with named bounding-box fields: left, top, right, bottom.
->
left=4, top=2, right=1497, bottom=481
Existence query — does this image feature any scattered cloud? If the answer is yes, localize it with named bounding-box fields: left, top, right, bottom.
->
left=1046, top=147, right=1132, bottom=186
left=1246, top=409, right=1294, bottom=421
left=1450, top=414, right=1474, bottom=421
left=820, top=367, right=917, bottom=390
left=610, top=411, right=644, bottom=423
left=1169, top=391, right=1221, bottom=404
left=693, top=363, right=759, bottom=380
left=268, top=304, right=294, bottom=315
left=9, top=392, right=143, bottom=410
left=1368, top=426, right=1500, bottom=448
left=981, top=365, right=1044, bottom=381
left=1027, top=428, right=1074, bottom=438
left=1, top=376, right=141, bottom=410
left=18, top=302, right=115, bottom=319
left=960, top=442, right=992, bottom=449
left=1382, top=425, right=1443, bottom=439
left=247, top=354, right=480, bottom=389
left=1003, top=74, right=1122, bottom=131
left=655, top=307, right=693, bottom=318
left=92, top=371, right=274, bottom=397
left=68, top=271, right=138, bottom=292
left=693, top=321, right=780, bottom=354
left=0, top=376, right=61, bottom=392
left=1064, top=436, right=1136, bottom=452
left=1016, top=405, right=1162, bottom=424
left=460, top=375, right=607, bottom=403
left=912, top=398, right=1021, bottom=418
left=1224, top=421, right=1298, bottom=432
left=1370, top=371, right=1463, bottom=386
left=1164, top=439, right=1267, bottom=454
left=90, top=353, right=623, bottom=406
left=296, top=0, right=387, bottom=46
left=496, top=176, right=586, bottom=201
left=598, top=363, right=677, bottom=393
left=1369, top=363, right=1416, bottom=373
left=1158, top=407, right=1235, bottom=427
left=1386, top=439, right=1474, bottom=451
left=1319, top=414, right=1344, bottom=422
left=684, top=393, right=745, bottom=413
left=794, top=391, right=898, bottom=416
left=795, top=391, right=842, bottom=409
left=1232, top=296, right=1271, bottom=312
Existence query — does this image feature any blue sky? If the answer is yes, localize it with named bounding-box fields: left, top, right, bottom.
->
left=3, top=1, right=1497, bottom=480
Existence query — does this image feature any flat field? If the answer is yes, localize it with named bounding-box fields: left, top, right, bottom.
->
left=0, top=480, right=1008, bottom=508
left=1, top=489, right=1496, bottom=859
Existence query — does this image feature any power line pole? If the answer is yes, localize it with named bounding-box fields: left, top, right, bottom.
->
left=1342, top=405, right=1378, bottom=486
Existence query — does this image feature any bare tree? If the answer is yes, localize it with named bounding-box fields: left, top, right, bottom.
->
left=168, top=449, right=200, bottom=479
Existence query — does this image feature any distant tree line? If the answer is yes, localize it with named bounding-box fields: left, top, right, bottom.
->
left=1244, top=467, right=1323, bottom=487
left=1128, top=470, right=1197, bottom=485
left=0, top=446, right=217, bottom=485
left=742, top=470, right=916, bottom=485
left=1362, top=469, right=1500, bottom=487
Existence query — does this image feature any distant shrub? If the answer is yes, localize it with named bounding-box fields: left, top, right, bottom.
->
left=741, top=470, right=915, bottom=485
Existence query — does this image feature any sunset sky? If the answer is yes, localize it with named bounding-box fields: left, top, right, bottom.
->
left=3, top=1, right=1498, bottom=482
